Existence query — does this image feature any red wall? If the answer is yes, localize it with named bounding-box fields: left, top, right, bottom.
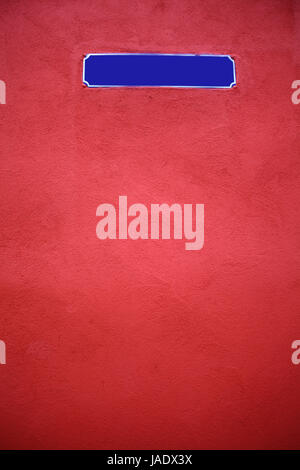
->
left=0, top=0, right=300, bottom=449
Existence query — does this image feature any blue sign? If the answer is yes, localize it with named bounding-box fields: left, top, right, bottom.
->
left=83, top=53, right=236, bottom=89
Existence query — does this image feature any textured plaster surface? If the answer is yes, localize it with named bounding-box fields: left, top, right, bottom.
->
left=0, top=0, right=299, bottom=450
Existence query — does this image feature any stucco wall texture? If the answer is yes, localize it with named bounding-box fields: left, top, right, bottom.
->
left=0, top=0, right=300, bottom=450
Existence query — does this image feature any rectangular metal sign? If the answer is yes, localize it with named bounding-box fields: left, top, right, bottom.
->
left=83, top=53, right=236, bottom=89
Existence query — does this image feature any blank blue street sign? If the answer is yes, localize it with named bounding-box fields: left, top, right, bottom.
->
left=83, top=53, right=236, bottom=89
